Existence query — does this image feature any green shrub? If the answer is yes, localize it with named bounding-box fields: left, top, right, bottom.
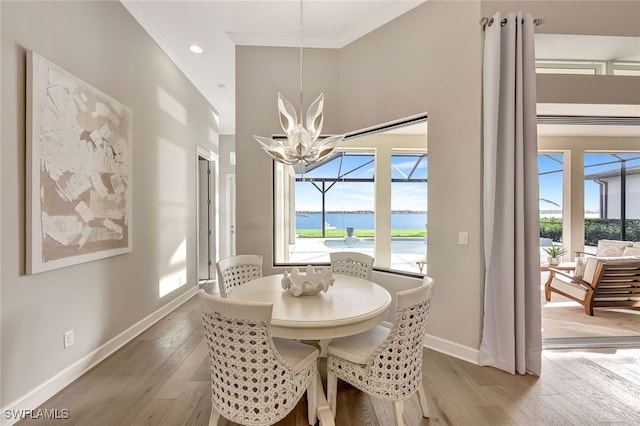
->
left=584, top=218, right=640, bottom=246
left=540, top=217, right=640, bottom=245
left=539, top=217, right=563, bottom=242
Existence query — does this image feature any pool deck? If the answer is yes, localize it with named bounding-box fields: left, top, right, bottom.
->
left=287, top=237, right=428, bottom=274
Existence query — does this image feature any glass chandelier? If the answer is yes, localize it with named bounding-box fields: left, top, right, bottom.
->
left=253, top=0, right=344, bottom=167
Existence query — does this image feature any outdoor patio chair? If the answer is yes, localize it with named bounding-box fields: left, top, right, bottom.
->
left=326, top=276, right=435, bottom=426
left=547, top=256, right=640, bottom=315
left=216, top=254, right=263, bottom=297
left=198, top=290, right=319, bottom=426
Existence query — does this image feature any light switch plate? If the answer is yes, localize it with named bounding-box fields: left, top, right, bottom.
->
left=458, top=231, right=469, bottom=245
left=64, top=330, right=74, bottom=349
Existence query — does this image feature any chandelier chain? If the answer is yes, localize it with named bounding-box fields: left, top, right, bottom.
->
left=252, top=0, right=344, bottom=168
left=299, top=0, right=304, bottom=124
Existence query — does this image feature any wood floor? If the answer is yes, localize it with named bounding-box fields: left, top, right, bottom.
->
left=18, top=295, right=640, bottom=426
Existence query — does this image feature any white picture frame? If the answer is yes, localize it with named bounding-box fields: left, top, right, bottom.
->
left=26, top=51, right=133, bottom=274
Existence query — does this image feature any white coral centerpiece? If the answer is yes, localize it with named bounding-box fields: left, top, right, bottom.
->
left=281, top=265, right=335, bottom=296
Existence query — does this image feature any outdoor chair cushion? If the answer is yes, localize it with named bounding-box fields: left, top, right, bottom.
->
left=582, top=255, right=638, bottom=284
left=574, top=257, right=588, bottom=278
left=622, top=246, right=640, bottom=257
left=595, top=239, right=633, bottom=257
left=551, top=273, right=589, bottom=301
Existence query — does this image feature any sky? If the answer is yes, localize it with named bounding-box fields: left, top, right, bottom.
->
left=294, top=154, right=428, bottom=211
left=295, top=152, right=639, bottom=214
left=539, top=153, right=640, bottom=214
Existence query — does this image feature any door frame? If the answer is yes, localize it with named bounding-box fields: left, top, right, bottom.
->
left=196, top=146, right=219, bottom=283
left=225, top=173, right=236, bottom=257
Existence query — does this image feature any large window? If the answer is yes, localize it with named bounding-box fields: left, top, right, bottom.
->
left=274, top=120, right=428, bottom=275
left=390, top=154, right=428, bottom=271
left=293, top=151, right=376, bottom=253
left=584, top=153, right=640, bottom=249
left=534, top=34, right=640, bottom=76
left=538, top=153, right=564, bottom=260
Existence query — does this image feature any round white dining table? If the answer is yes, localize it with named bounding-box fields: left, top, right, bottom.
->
left=227, top=273, right=392, bottom=340
left=227, top=273, right=391, bottom=426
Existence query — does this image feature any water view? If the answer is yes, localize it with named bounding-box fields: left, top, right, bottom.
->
left=296, top=211, right=427, bottom=230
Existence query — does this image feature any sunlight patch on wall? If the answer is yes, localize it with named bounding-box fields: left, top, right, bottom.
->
left=157, top=217, right=187, bottom=298
left=157, top=86, right=187, bottom=126
left=159, top=268, right=187, bottom=298
left=170, top=238, right=187, bottom=266
left=157, top=137, right=188, bottom=298
left=158, top=137, right=187, bottom=202
left=156, top=201, right=187, bottom=298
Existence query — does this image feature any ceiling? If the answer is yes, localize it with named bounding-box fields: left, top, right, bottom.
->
left=121, top=1, right=639, bottom=137
left=121, top=0, right=426, bottom=135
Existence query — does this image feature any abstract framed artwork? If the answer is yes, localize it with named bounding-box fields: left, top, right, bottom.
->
left=26, top=51, right=133, bottom=274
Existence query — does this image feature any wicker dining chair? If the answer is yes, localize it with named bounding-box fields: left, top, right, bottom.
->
left=198, top=290, right=319, bottom=426
left=215, top=254, right=263, bottom=297
left=329, top=251, right=374, bottom=280
left=326, top=276, right=435, bottom=426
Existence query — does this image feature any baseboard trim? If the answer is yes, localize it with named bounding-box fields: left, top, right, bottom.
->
left=423, top=334, right=480, bottom=365
left=1, top=286, right=198, bottom=426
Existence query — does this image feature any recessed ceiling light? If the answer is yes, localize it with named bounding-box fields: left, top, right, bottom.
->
left=189, top=44, right=203, bottom=54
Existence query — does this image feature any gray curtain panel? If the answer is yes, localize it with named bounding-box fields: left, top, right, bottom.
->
left=480, top=11, right=542, bottom=376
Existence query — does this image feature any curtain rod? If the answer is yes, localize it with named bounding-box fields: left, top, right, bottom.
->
left=479, top=16, right=544, bottom=30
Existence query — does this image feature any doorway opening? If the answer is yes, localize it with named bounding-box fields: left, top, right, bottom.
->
left=197, top=148, right=219, bottom=285
left=537, top=108, right=640, bottom=350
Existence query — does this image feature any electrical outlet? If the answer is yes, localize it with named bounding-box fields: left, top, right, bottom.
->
left=64, top=330, right=74, bottom=349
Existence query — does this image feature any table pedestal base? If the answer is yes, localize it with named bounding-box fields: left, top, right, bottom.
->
left=316, top=372, right=335, bottom=425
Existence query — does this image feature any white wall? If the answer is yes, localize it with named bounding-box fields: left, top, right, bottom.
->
left=236, top=0, right=640, bottom=360
left=1, top=1, right=217, bottom=409
left=595, top=174, right=640, bottom=219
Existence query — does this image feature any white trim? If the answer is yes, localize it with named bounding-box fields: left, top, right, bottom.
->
left=225, top=173, right=236, bottom=257
left=196, top=147, right=219, bottom=281
left=0, top=288, right=197, bottom=426
left=423, top=334, right=480, bottom=366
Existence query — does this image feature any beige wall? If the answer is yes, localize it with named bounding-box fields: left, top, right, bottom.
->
left=237, top=1, right=485, bottom=353
left=236, top=0, right=640, bottom=359
left=235, top=45, right=341, bottom=264
left=338, top=1, right=485, bottom=350
left=1, top=1, right=217, bottom=406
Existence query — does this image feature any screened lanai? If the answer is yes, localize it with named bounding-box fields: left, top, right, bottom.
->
left=273, top=121, right=429, bottom=274
left=539, top=152, right=640, bottom=252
